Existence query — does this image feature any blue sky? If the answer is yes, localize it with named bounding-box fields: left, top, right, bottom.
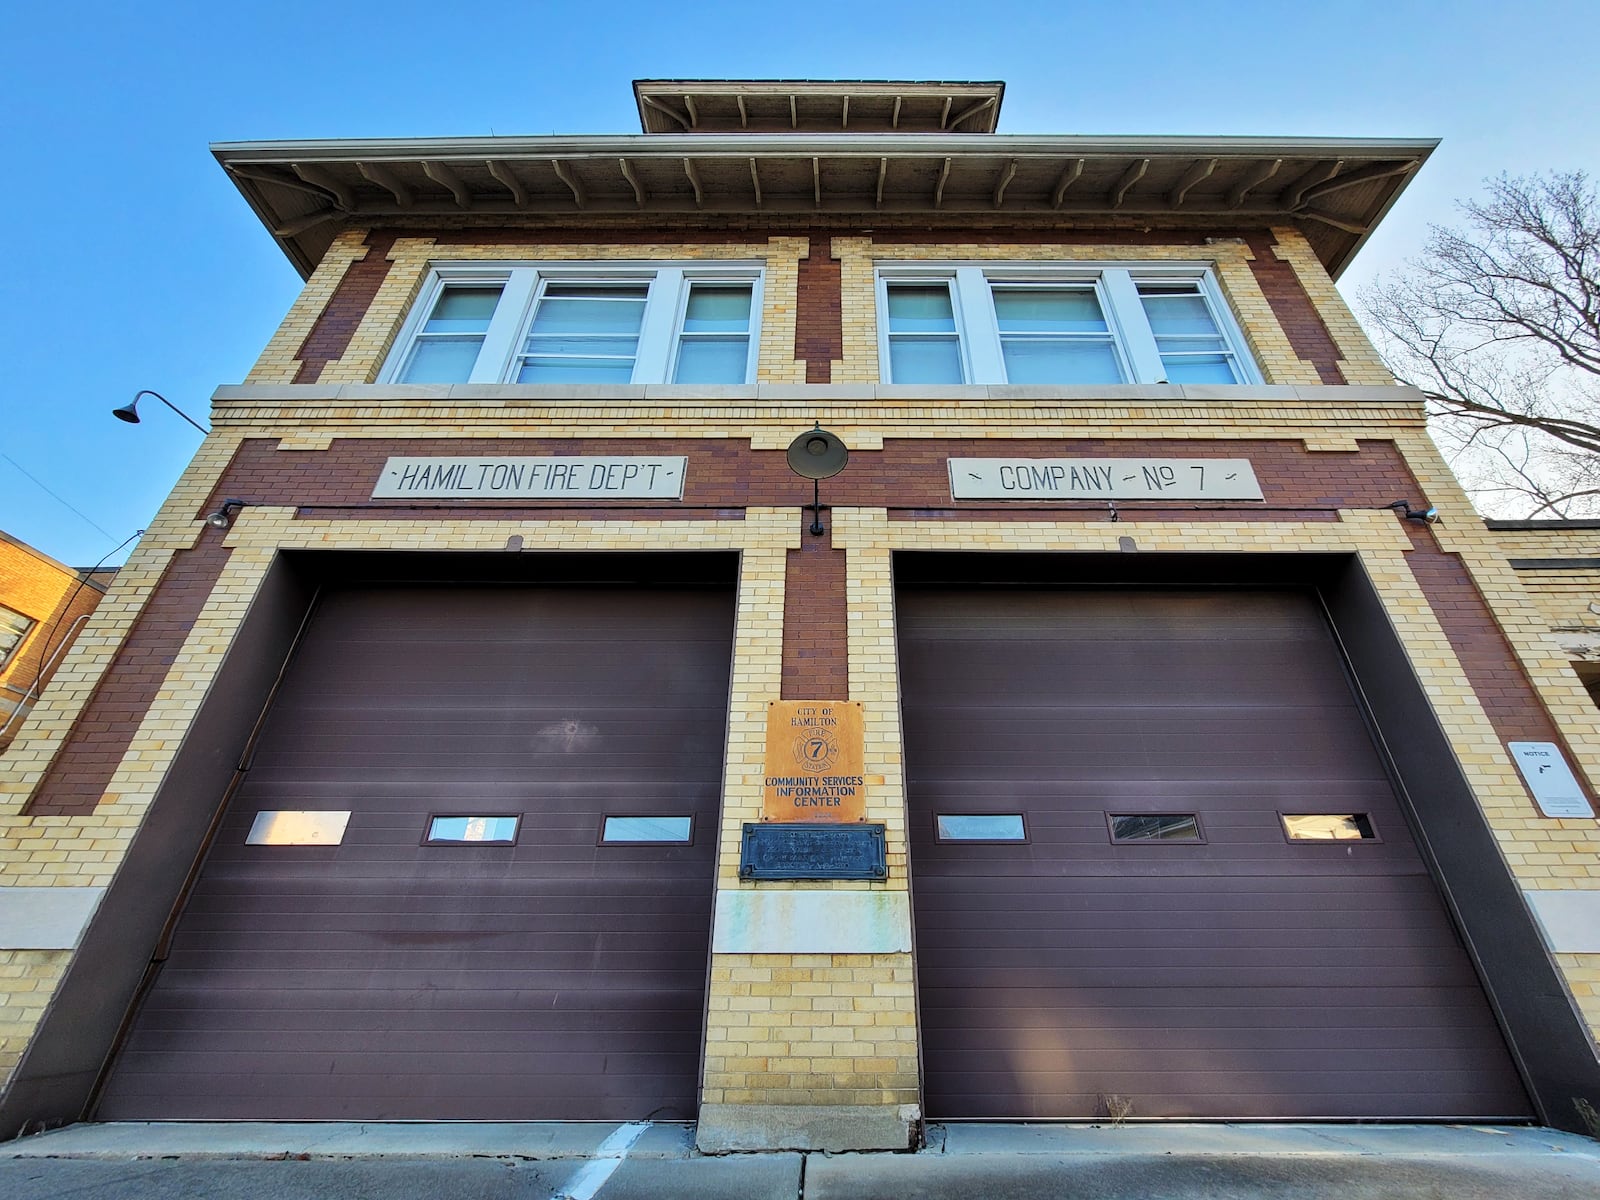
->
left=4, top=0, right=1596, bottom=566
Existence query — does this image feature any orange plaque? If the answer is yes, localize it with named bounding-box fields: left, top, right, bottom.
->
left=763, top=701, right=865, bottom=822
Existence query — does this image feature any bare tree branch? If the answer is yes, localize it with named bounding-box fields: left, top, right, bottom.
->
left=1362, top=171, right=1600, bottom=516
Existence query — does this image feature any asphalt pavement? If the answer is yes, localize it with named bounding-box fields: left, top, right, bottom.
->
left=5, top=1120, right=1599, bottom=1199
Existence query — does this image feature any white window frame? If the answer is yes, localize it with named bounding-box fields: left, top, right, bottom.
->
left=381, top=261, right=765, bottom=386
left=875, top=263, right=1259, bottom=386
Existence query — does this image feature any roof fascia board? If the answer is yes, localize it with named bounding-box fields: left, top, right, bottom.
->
left=213, top=133, right=1440, bottom=164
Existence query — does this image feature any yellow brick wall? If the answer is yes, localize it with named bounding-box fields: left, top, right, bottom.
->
left=1269, top=226, right=1394, bottom=386
left=244, top=231, right=369, bottom=383
left=702, top=954, right=917, bottom=1107
left=0, top=951, right=66, bottom=1080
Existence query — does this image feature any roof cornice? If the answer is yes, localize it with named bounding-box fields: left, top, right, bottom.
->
left=213, top=132, right=1439, bottom=280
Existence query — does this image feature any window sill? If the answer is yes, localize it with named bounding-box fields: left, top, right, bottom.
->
left=215, top=382, right=1425, bottom=412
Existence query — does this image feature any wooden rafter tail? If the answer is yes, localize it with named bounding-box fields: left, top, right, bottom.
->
left=1297, top=208, right=1369, bottom=235
left=993, top=159, right=1018, bottom=209
left=291, top=163, right=355, bottom=210
left=1110, top=159, right=1149, bottom=208
left=1227, top=159, right=1282, bottom=209
left=748, top=158, right=762, bottom=208
left=1168, top=158, right=1218, bottom=208
left=358, top=162, right=413, bottom=208
left=1280, top=159, right=1344, bottom=210
left=934, top=157, right=952, bottom=209
left=641, top=94, right=690, bottom=131
left=683, top=158, right=705, bottom=209
left=1051, top=158, right=1085, bottom=209
left=486, top=160, right=529, bottom=207
left=1297, top=159, right=1420, bottom=205
left=422, top=161, right=472, bottom=209
left=876, top=158, right=888, bottom=210
left=619, top=159, right=647, bottom=207
left=551, top=159, right=586, bottom=209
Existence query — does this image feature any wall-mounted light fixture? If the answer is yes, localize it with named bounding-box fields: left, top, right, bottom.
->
left=786, top=424, right=850, bottom=536
left=111, top=389, right=210, bottom=435
left=1386, top=500, right=1440, bottom=524
left=205, top=499, right=247, bottom=529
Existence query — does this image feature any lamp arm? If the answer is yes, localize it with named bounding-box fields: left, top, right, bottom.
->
left=135, top=390, right=210, bottom=435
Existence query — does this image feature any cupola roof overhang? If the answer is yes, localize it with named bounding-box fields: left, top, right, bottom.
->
left=214, top=130, right=1437, bottom=280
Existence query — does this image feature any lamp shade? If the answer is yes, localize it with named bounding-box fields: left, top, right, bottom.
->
left=786, top=426, right=849, bottom=480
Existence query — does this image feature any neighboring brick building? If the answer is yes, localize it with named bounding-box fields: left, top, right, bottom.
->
left=0, top=534, right=114, bottom=752
left=4, top=79, right=1600, bottom=1148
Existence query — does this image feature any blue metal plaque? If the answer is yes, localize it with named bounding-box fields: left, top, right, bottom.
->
left=739, top=822, right=887, bottom=881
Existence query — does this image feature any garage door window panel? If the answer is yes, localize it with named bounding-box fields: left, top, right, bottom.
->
left=600, top=815, right=695, bottom=844
left=425, top=815, right=521, bottom=845
left=1107, top=812, right=1205, bottom=843
left=1281, top=812, right=1379, bottom=842
left=935, top=813, right=1028, bottom=842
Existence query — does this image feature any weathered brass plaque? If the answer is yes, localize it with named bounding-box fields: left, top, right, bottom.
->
left=740, top=822, right=887, bottom=881
left=763, top=700, right=865, bottom=822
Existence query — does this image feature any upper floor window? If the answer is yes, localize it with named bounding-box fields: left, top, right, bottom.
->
left=384, top=263, right=763, bottom=386
left=877, top=265, right=1258, bottom=386
left=0, top=605, right=34, bottom=671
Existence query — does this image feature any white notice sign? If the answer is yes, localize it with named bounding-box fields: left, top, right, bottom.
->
left=373, top=456, right=686, bottom=500
left=1508, top=741, right=1596, bottom=818
left=949, top=458, right=1263, bottom=501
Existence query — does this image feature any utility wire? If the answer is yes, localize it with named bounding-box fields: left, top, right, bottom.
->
left=0, top=452, right=118, bottom=542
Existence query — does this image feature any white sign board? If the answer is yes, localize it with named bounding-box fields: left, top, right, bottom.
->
left=1508, top=741, right=1596, bottom=818
left=373, top=456, right=687, bottom=500
left=949, top=458, right=1263, bottom=501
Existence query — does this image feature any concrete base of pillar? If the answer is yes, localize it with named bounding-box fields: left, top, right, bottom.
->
left=695, top=1102, right=920, bottom=1153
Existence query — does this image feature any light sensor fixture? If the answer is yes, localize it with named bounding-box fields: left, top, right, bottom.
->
left=206, top=499, right=247, bottom=529
left=1386, top=500, right=1440, bottom=524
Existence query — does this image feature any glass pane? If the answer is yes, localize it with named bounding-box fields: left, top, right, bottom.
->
left=247, top=811, right=351, bottom=846
left=682, top=284, right=753, bottom=332
left=674, top=338, right=750, bottom=383
left=602, top=815, right=693, bottom=843
left=886, top=285, right=957, bottom=332
left=523, top=335, right=641, bottom=357
left=1001, top=338, right=1124, bottom=384
left=1162, top=353, right=1239, bottom=384
left=422, top=286, right=502, bottom=333
left=530, top=289, right=648, bottom=336
left=1139, top=291, right=1220, bottom=336
left=1282, top=813, right=1375, bottom=841
left=517, top=358, right=637, bottom=383
left=401, top=337, right=485, bottom=383
left=428, top=815, right=519, bottom=843
left=1109, top=813, right=1201, bottom=842
left=888, top=337, right=963, bottom=383
left=936, top=814, right=1026, bottom=841
left=993, top=288, right=1108, bottom=333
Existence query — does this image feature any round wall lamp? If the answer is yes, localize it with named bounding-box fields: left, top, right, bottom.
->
left=1386, top=499, right=1440, bottom=524
left=206, top=499, right=247, bottom=529
left=786, top=424, right=850, bottom=536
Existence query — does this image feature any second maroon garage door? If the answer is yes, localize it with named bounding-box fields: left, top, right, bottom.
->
left=96, top=581, right=733, bottom=1121
left=899, top=587, right=1532, bottom=1121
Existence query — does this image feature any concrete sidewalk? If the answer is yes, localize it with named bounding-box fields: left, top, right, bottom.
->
left=5, top=1120, right=1599, bottom=1199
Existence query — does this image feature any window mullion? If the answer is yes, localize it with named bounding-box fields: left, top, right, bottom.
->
left=953, top=268, right=999, bottom=383
left=1102, top=269, right=1166, bottom=384
left=470, top=270, right=536, bottom=383
left=636, top=268, right=683, bottom=384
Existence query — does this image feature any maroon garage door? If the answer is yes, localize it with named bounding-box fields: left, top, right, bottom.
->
left=899, top=587, right=1532, bottom=1121
left=96, top=583, right=733, bottom=1120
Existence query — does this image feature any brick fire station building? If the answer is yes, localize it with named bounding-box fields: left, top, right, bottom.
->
left=3, top=80, right=1600, bottom=1150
